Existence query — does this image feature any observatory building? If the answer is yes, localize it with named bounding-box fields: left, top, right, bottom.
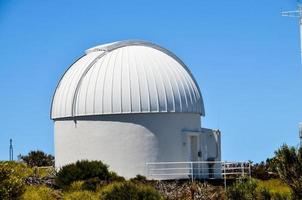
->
left=51, top=40, right=221, bottom=179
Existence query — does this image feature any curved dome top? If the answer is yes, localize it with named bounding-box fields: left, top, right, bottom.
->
left=51, top=40, right=205, bottom=119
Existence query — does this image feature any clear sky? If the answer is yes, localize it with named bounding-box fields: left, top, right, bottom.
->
left=0, top=0, right=301, bottom=162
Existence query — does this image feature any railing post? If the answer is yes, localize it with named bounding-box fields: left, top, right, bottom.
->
left=191, top=162, right=193, bottom=182
left=223, top=161, right=226, bottom=190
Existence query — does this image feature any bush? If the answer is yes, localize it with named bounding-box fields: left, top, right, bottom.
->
left=64, top=190, right=99, bottom=200
left=257, top=179, right=291, bottom=195
left=82, top=177, right=102, bottom=191
left=109, top=171, right=125, bottom=182
left=272, top=192, right=291, bottom=200
left=251, top=159, right=278, bottom=180
left=0, top=161, right=32, bottom=200
left=100, top=181, right=161, bottom=200
left=130, top=174, right=147, bottom=183
left=257, top=189, right=291, bottom=200
left=55, top=160, right=110, bottom=189
left=258, top=187, right=271, bottom=200
left=68, top=181, right=85, bottom=191
left=226, top=179, right=258, bottom=200
left=227, top=178, right=292, bottom=200
left=21, top=185, right=60, bottom=200
left=20, top=150, right=54, bottom=167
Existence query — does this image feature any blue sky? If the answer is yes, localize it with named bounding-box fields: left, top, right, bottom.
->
left=0, top=0, right=301, bottom=162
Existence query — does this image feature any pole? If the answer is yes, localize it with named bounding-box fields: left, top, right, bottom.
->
left=223, top=162, right=227, bottom=190
left=9, top=139, right=13, bottom=161
left=191, top=162, right=193, bottom=182
left=299, top=16, right=302, bottom=64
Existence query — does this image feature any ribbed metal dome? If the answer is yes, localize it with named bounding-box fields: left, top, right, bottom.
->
left=51, top=40, right=205, bottom=119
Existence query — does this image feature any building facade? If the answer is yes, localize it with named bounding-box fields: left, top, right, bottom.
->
left=51, top=40, right=221, bottom=179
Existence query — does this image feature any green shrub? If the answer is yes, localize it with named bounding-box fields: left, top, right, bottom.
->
left=226, top=179, right=258, bottom=200
left=272, top=192, right=291, bottom=200
left=227, top=178, right=292, bottom=200
left=0, top=161, right=33, bottom=178
left=100, top=181, right=161, bottom=200
left=82, top=177, right=102, bottom=191
left=20, top=150, right=54, bottom=167
left=21, top=185, right=60, bottom=200
left=0, top=161, right=32, bottom=200
left=64, top=190, right=99, bottom=200
left=258, top=187, right=271, bottom=200
left=109, top=171, right=125, bottom=182
left=257, top=188, right=291, bottom=200
left=251, top=160, right=278, bottom=180
left=257, top=179, right=291, bottom=195
left=55, top=160, right=110, bottom=189
left=130, top=174, right=147, bottom=183
left=68, top=181, right=85, bottom=191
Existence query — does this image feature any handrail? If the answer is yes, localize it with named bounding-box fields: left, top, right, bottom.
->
left=146, top=160, right=251, bottom=188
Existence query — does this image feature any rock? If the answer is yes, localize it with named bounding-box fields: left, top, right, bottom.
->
left=25, top=176, right=56, bottom=187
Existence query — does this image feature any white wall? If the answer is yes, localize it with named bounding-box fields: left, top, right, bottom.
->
left=200, top=129, right=221, bottom=178
left=54, top=113, right=201, bottom=179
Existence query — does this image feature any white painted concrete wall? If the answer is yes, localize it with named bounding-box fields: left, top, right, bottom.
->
left=200, top=129, right=221, bottom=178
left=54, top=113, right=201, bottom=179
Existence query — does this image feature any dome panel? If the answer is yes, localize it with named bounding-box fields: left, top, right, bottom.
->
left=51, top=40, right=205, bottom=119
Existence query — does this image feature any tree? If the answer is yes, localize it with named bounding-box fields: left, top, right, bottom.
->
left=20, top=150, right=54, bottom=167
left=274, top=144, right=302, bottom=199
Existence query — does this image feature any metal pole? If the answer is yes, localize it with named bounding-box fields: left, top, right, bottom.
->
left=299, top=6, right=302, bottom=62
left=223, top=162, right=227, bottom=190
left=191, top=162, right=193, bottom=182
left=9, top=139, right=13, bottom=161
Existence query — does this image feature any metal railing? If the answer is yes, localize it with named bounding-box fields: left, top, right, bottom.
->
left=146, top=161, right=251, bottom=185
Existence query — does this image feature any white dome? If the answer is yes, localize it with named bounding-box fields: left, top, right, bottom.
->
left=51, top=40, right=205, bottom=119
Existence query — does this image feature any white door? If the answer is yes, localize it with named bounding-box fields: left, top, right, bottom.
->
left=190, top=136, right=198, bottom=161
left=189, top=135, right=199, bottom=178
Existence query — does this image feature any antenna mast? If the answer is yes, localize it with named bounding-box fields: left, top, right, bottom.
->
left=282, top=3, right=302, bottom=146
left=9, top=139, right=13, bottom=161
left=282, top=4, right=302, bottom=61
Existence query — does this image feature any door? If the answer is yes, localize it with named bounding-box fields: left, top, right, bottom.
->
left=190, top=135, right=199, bottom=178
left=190, top=136, right=198, bottom=161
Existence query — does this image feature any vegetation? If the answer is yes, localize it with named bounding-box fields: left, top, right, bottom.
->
left=257, top=179, right=291, bottom=195
left=273, top=144, right=302, bottom=199
left=4, top=144, right=302, bottom=200
left=0, top=161, right=32, bottom=200
left=63, top=190, right=99, bottom=200
left=55, top=160, right=126, bottom=190
left=226, top=179, right=291, bottom=200
left=20, top=150, right=54, bottom=167
left=251, top=158, right=278, bottom=180
left=100, top=181, right=161, bottom=200
left=55, top=160, right=110, bottom=189
left=130, top=174, right=148, bottom=183
left=226, top=179, right=258, bottom=200
left=21, top=185, right=59, bottom=200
